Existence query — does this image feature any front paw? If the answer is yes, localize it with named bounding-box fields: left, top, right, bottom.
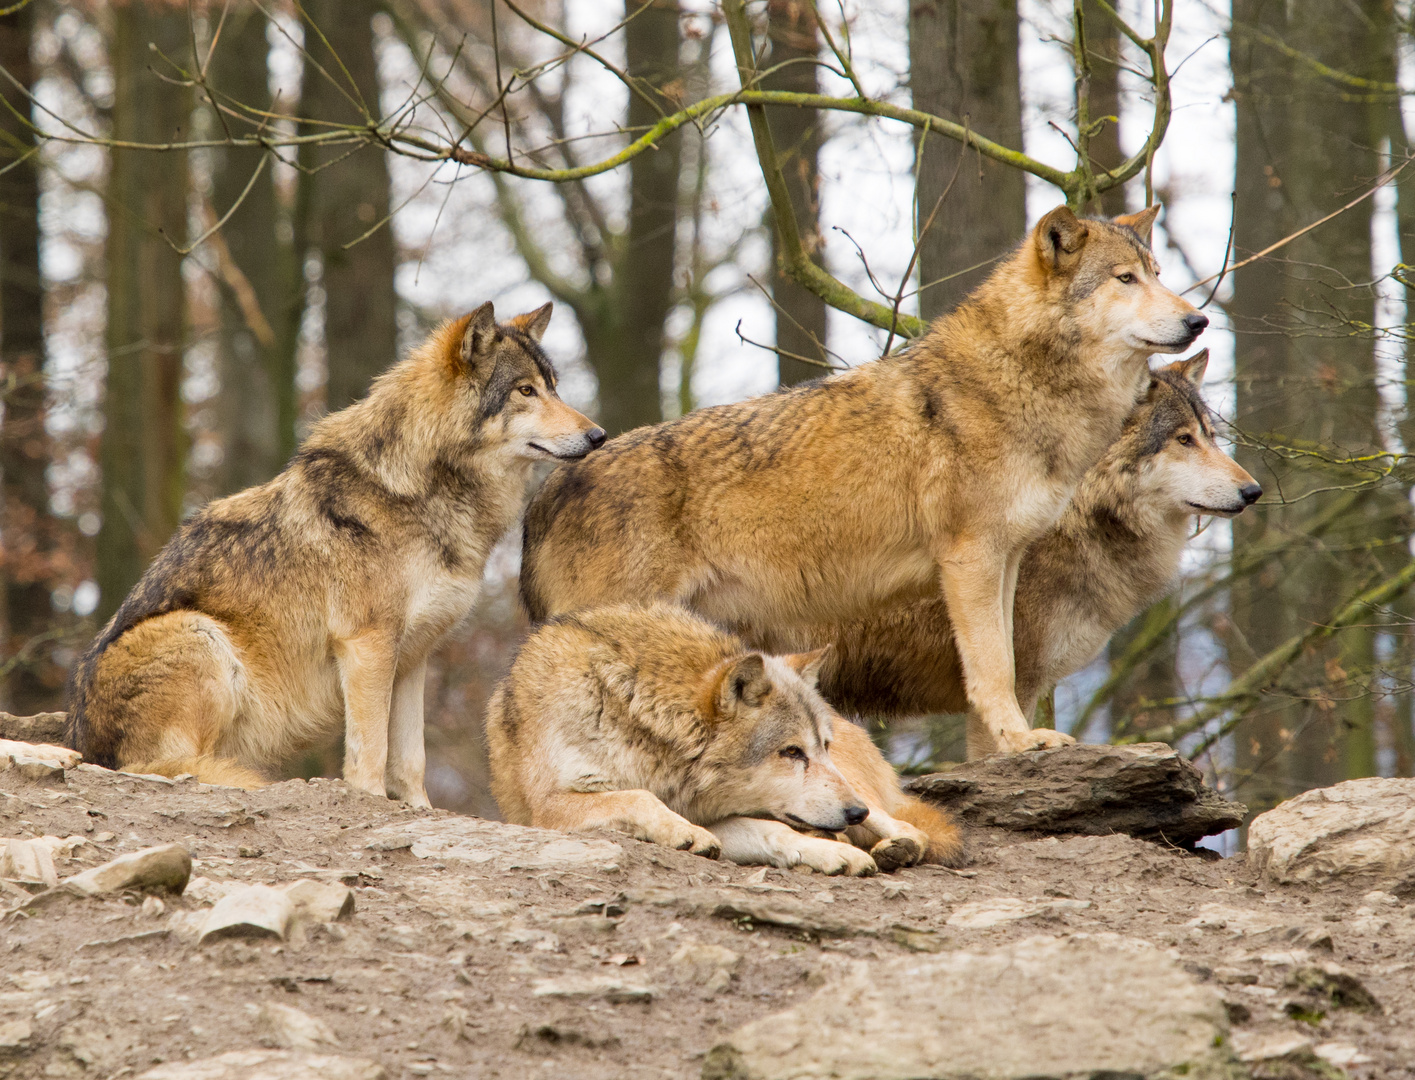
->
left=797, top=839, right=878, bottom=877
left=869, top=835, right=922, bottom=873
left=995, top=727, right=1075, bottom=754
left=653, top=821, right=722, bottom=860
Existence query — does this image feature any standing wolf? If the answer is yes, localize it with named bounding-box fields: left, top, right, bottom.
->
left=68, top=303, right=604, bottom=803
left=485, top=604, right=962, bottom=874
left=521, top=205, right=1208, bottom=756
left=766, top=353, right=1261, bottom=756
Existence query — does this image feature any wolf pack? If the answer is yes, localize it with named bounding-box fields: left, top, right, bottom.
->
left=66, top=204, right=1260, bottom=876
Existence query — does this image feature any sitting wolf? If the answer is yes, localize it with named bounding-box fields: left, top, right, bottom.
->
left=485, top=604, right=962, bottom=875
left=520, top=205, right=1208, bottom=757
left=68, top=303, right=604, bottom=803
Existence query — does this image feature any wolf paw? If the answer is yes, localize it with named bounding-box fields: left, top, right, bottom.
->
left=995, top=727, right=1075, bottom=754
left=869, top=835, right=923, bottom=873
left=658, top=823, right=722, bottom=860
left=797, top=839, right=878, bottom=877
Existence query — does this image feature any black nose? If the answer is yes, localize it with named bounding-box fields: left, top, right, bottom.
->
left=843, top=805, right=868, bottom=827
left=1239, top=482, right=1262, bottom=506
left=586, top=427, right=607, bottom=449
left=1184, top=313, right=1209, bottom=336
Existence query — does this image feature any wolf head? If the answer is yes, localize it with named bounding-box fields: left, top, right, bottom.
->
left=694, top=646, right=868, bottom=832
left=445, top=301, right=605, bottom=462
left=1028, top=204, right=1207, bottom=361
left=1114, top=350, right=1261, bottom=519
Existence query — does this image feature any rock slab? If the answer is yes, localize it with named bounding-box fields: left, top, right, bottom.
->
left=136, top=1049, right=384, bottom=1079
left=701, top=934, right=1236, bottom=1080
left=0, top=711, right=68, bottom=745
left=907, top=742, right=1245, bottom=846
left=1248, top=776, right=1415, bottom=887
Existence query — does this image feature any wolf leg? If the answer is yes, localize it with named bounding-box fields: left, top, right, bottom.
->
left=385, top=660, right=430, bottom=808
left=535, top=790, right=721, bottom=858
left=710, top=817, right=877, bottom=876
left=939, top=541, right=1073, bottom=756
left=335, top=629, right=397, bottom=798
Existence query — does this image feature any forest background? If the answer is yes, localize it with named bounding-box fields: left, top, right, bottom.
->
left=0, top=0, right=1408, bottom=850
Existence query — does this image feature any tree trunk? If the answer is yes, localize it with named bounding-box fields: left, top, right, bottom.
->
left=582, top=0, right=683, bottom=436
left=1080, top=0, right=1125, bottom=218
left=209, top=4, right=286, bottom=492
left=98, top=5, right=190, bottom=621
left=908, top=0, right=1025, bottom=321
left=765, top=0, right=827, bottom=385
left=0, top=2, right=61, bottom=710
left=303, top=0, right=398, bottom=413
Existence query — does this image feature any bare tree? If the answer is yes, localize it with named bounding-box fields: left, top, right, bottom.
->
left=97, top=3, right=190, bottom=620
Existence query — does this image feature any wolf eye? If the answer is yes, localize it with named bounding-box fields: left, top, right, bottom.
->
left=779, top=746, right=807, bottom=762
left=1176, top=433, right=1194, bottom=446
left=1116, top=272, right=1136, bottom=284
left=517, top=385, right=536, bottom=397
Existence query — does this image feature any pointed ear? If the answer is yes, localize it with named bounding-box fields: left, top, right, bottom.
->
left=1034, top=205, right=1089, bottom=270
left=458, top=302, right=498, bottom=368
left=719, top=654, right=771, bottom=711
left=1174, top=347, right=1208, bottom=387
left=508, top=302, right=553, bottom=343
left=782, top=645, right=832, bottom=689
left=1114, top=204, right=1160, bottom=245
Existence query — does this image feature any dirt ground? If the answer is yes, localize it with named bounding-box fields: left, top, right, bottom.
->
left=2, top=761, right=1413, bottom=1079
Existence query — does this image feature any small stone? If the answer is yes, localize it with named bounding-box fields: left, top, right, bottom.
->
left=1313, top=1041, right=1372, bottom=1067
left=282, top=880, right=355, bottom=924
left=237, top=846, right=264, bottom=858
left=254, top=1003, right=341, bottom=1050
left=1214, top=967, right=1258, bottom=985
left=199, top=885, right=294, bottom=943
left=135, top=1049, right=385, bottom=1079
left=0, top=1019, right=32, bottom=1050
left=1231, top=1031, right=1313, bottom=1062
left=944, top=897, right=1089, bottom=929
left=62, top=843, right=192, bottom=897
left=531, top=975, right=654, bottom=1002
left=2, top=837, right=58, bottom=889
left=141, top=895, right=166, bottom=919
left=672, top=943, right=740, bottom=991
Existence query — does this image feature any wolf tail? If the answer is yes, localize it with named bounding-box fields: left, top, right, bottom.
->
left=895, top=795, right=965, bottom=867
left=127, top=755, right=266, bottom=789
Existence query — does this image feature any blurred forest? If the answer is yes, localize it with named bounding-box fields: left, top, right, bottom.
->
left=0, top=0, right=1410, bottom=839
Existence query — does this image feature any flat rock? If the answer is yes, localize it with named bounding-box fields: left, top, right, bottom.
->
left=532, top=974, right=655, bottom=1002
left=63, top=843, right=192, bottom=897
left=701, top=934, right=1235, bottom=1080
left=365, top=817, right=621, bottom=872
left=1247, top=777, right=1415, bottom=886
left=1, top=837, right=58, bottom=889
left=200, top=884, right=294, bottom=942
left=0, top=711, right=68, bottom=745
left=907, top=742, right=1245, bottom=846
left=283, top=879, right=355, bottom=924
left=0, top=737, right=81, bottom=770
left=136, top=1049, right=385, bottom=1079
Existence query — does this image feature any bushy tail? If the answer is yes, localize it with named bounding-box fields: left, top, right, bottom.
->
left=128, top=755, right=266, bottom=789
left=896, top=795, right=965, bottom=867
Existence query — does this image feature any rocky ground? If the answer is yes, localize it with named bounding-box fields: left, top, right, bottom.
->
left=2, top=732, right=1414, bottom=1080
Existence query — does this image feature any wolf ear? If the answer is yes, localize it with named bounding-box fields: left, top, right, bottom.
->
left=720, top=654, right=772, bottom=711
left=508, top=302, right=553, bottom=343
left=1172, top=347, right=1209, bottom=387
left=1034, top=205, right=1089, bottom=269
left=782, top=645, right=832, bottom=689
left=459, top=302, right=499, bottom=368
left=1114, top=204, right=1160, bottom=245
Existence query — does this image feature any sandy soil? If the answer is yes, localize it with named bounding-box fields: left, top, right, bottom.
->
left=2, top=762, right=1412, bottom=1079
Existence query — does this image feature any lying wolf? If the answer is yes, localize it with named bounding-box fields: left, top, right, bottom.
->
left=765, top=353, right=1259, bottom=756
left=485, top=604, right=962, bottom=874
left=68, top=303, right=603, bottom=802
left=521, top=205, right=1207, bottom=757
